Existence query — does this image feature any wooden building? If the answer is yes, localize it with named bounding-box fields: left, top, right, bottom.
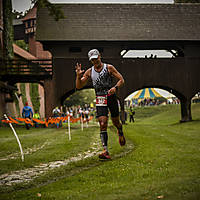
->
left=36, top=3, right=200, bottom=121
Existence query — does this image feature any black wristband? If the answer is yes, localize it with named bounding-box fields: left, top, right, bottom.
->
left=115, top=86, right=118, bottom=91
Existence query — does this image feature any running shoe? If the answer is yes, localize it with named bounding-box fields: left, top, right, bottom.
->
left=118, top=131, right=126, bottom=146
left=99, top=150, right=111, bottom=160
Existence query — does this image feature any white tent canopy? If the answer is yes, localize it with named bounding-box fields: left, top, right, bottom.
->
left=125, top=88, right=175, bottom=101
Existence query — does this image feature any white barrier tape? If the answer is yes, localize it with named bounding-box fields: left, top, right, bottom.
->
left=4, top=114, right=24, bottom=162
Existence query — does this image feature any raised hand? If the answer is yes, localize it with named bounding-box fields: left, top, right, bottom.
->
left=75, top=63, right=85, bottom=79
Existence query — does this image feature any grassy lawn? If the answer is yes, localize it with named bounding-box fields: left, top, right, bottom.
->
left=0, top=104, right=200, bottom=200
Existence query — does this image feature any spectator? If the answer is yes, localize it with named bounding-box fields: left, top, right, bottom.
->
left=84, top=109, right=90, bottom=123
left=33, top=110, right=40, bottom=128
left=52, top=107, right=61, bottom=128
left=22, top=102, right=33, bottom=130
left=129, top=107, right=135, bottom=123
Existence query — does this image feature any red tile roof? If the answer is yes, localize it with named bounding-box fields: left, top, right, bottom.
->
left=13, top=43, right=37, bottom=60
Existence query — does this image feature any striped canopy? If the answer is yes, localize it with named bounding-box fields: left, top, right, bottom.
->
left=132, top=88, right=163, bottom=99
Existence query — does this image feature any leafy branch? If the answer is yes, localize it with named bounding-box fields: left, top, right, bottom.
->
left=31, top=0, right=65, bottom=21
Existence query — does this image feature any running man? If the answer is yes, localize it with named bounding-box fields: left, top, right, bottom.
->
left=75, top=49, right=126, bottom=159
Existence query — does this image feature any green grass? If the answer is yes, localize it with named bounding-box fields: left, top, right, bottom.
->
left=0, top=104, right=200, bottom=200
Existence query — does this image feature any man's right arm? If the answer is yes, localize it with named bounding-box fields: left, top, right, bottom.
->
left=75, top=63, right=90, bottom=89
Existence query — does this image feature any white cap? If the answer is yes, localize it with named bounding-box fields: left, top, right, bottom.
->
left=88, top=49, right=100, bottom=61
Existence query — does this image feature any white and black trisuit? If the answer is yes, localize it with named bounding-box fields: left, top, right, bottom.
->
left=91, top=63, right=120, bottom=118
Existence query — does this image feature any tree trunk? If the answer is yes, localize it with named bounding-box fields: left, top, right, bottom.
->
left=3, top=0, right=14, bottom=59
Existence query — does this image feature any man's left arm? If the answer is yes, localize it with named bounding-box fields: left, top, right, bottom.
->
left=108, top=65, right=125, bottom=95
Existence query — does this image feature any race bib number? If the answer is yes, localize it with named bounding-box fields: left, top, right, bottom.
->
left=96, top=95, right=107, bottom=106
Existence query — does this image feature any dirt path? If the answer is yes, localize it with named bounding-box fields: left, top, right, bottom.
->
left=0, top=125, right=134, bottom=187
left=0, top=132, right=101, bottom=186
left=0, top=141, right=134, bottom=187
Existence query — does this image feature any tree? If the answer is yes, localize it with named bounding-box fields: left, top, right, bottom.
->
left=14, top=40, right=29, bottom=51
left=12, top=10, right=24, bottom=19
left=2, top=0, right=64, bottom=60
left=3, top=0, right=14, bottom=59
left=64, top=89, right=95, bottom=107
left=31, top=0, right=65, bottom=21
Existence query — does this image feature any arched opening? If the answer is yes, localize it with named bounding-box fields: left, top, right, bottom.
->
left=63, top=88, right=95, bottom=107
left=121, top=50, right=173, bottom=58
left=120, top=49, right=181, bottom=59
left=61, top=88, right=96, bottom=118
left=125, top=87, right=179, bottom=108
left=123, top=87, right=184, bottom=124
left=192, top=91, right=200, bottom=104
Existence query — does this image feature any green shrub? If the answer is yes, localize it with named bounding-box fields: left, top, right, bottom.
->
left=30, top=83, right=40, bottom=112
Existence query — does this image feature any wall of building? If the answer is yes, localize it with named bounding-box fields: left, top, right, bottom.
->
left=0, top=92, right=6, bottom=121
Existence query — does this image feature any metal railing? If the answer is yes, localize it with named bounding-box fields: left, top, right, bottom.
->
left=0, top=59, right=53, bottom=82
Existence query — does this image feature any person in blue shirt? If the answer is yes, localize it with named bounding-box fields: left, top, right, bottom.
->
left=22, top=102, right=33, bottom=130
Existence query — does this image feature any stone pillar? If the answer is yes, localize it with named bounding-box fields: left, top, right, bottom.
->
left=44, top=79, right=59, bottom=118
left=0, top=92, right=6, bottom=119
left=180, top=97, right=192, bottom=122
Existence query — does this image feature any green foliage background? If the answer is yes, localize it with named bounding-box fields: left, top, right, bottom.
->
left=64, top=89, right=95, bottom=107
left=20, top=83, right=27, bottom=105
left=29, top=83, right=40, bottom=112
left=14, top=40, right=29, bottom=51
left=18, top=83, right=40, bottom=113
